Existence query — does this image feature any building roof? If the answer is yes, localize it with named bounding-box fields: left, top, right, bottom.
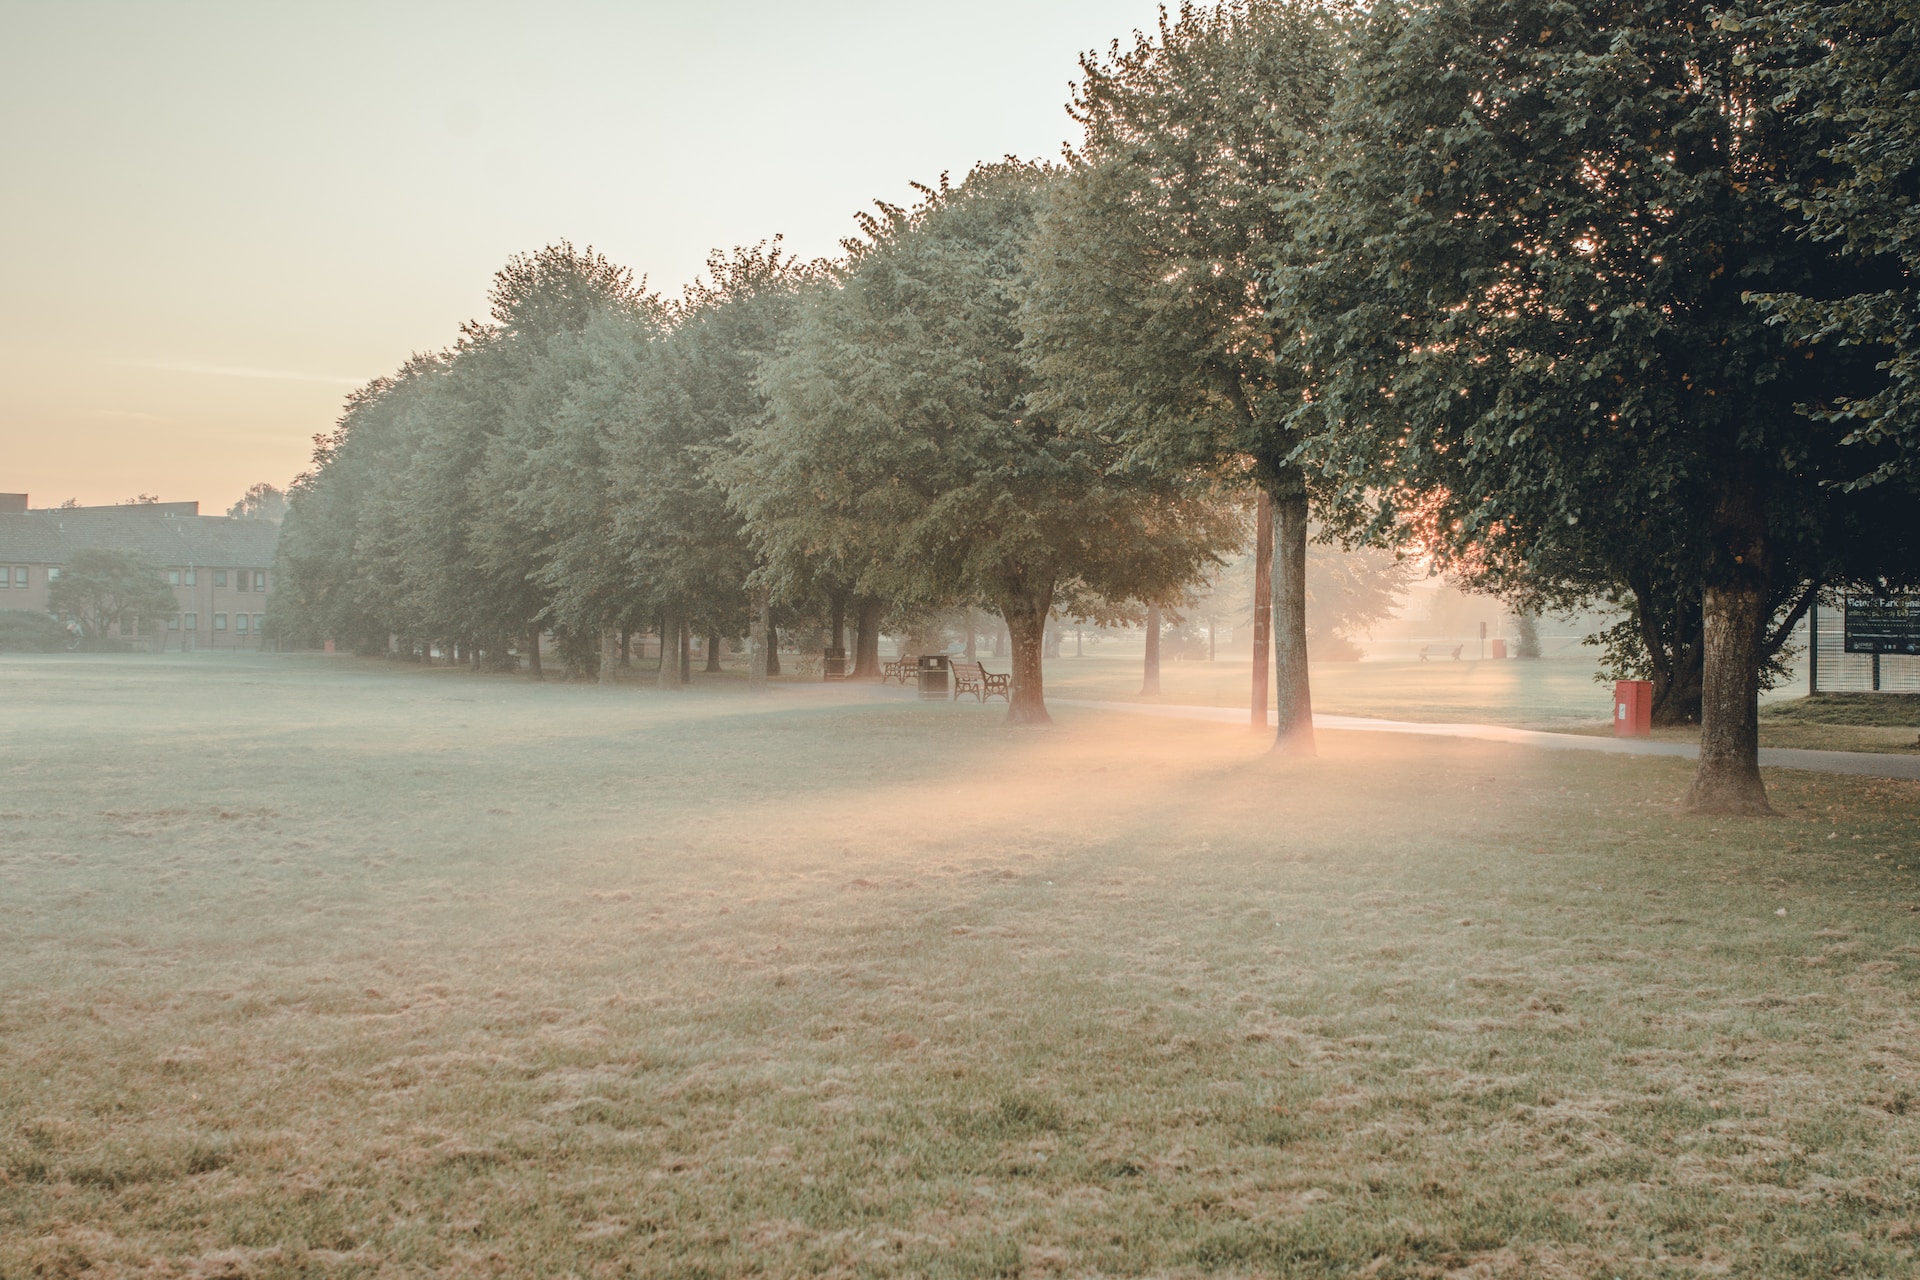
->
left=0, top=508, right=279, bottom=568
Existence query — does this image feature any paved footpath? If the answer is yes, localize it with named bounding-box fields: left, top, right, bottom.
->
left=1053, top=699, right=1920, bottom=782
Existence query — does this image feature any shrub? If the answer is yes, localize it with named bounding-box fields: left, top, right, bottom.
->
left=0, top=609, right=68, bottom=652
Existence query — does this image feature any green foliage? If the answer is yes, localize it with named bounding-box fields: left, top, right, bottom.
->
left=279, top=244, right=653, bottom=659
left=614, top=243, right=819, bottom=631
left=1511, top=611, right=1542, bottom=660
left=225, top=483, right=287, bottom=522
left=1025, top=2, right=1347, bottom=744
left=1025, top=0, right=1342, bottom=486
left=46, top=548, right=176, bottom=650
left=738, top=163, right=1235, bottom=720
left=1281, top=0, right=1920, bottom=785
left=275, top=355, right=444, bottom=652
left=0, top=610, right=68, bottom=653
left=1289, top=0, right=1897, bottom=561
left=473, top=305, right=661, bottom=655
left=1737, top=0, right=1920, bottom=488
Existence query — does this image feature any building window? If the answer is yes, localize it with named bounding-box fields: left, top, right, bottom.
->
left=46, top=567, right=58, bottom=580
left=253, top=613, right=264, bottom=634
left=215, top=570, right=227, bottom=587
left=236, top=572, right=249, bottom=592
left=167, top=615, right=180, bottom=630
left=0, top=566, right=9, bottom=588
left=184, top=568, right=196, bottom=586
left=236, top=614, right=249, bottom=633
left=214, top=614, right=227, bottom=632
left=184, top=612, right=197, bottom=633
left=253, top=571, right=266, bottom=592
left=15, top=567, right=23, bottom=588
left=167, top=568, right=180, bottom=586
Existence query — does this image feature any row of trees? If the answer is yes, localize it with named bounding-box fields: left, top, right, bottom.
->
left=279, top=0, right=1919, bottom=814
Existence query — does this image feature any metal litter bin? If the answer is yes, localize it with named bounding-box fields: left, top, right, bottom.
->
left=916, top=654, right=951, bottom=700
left=823, top=646, right=848, bottom=680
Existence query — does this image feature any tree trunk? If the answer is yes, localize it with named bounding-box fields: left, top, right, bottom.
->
left=1044, top=622, right=1061, bottom=658
left=1251, top=490, right=1272, bottom=729
left=526, top=626, right=543, bottom=680
left=1630, top=579, right=1705, bottom=727
left=1208, top=616, right=1216, bottom=662
left=1272, top=489, right=1315, bottom=755
left=1141, top=605, right=1162, bottom=696
left=749, top=588, right=770, bottom=694
left=828, top=591, right=846, bottom=657
left=767, top=627, right=782, bottom=676
left=1513, top=611, right=1541, bottom=660
left=1076, top=627, right=1083, bottom=657
left=619, top=630, right=631, bottom=668
left=657, top=609, right=685, bottom=689
left=852, top=598, right=883, bottom=678
left=993, top=623, right=1007, bottom=658
left=964, top=609, right=977, bottom=660
left=1002, top=586, right=1055, bottom=725
left=599, top=630, right=619, bottom=683
left=679, top=620, right=692, bottom=685
left=704, top=630, right=722, bottom=673
left=1685, top=580, right=1773, bottom=813
left=1683, top=472, right=1774, bottom=814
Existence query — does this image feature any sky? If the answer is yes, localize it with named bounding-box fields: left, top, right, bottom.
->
left=0, top=0, right=1166, bottom=511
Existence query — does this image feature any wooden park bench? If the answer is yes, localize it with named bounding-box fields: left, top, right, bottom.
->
left=882, top=655, right=916, bottom=684
left=950, top=659, right=1011, bottom=703
left=1418, top=644, right=1465, bottom=661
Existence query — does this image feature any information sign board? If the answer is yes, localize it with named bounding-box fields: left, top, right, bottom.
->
left=1843, top=596, right=1920, bottom=655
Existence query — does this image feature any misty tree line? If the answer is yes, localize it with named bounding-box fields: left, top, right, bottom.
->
left=277, top=0, right=1920, bottom=815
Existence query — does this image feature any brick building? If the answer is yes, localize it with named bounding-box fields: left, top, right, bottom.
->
left=0, top=494, right=280, bottom=650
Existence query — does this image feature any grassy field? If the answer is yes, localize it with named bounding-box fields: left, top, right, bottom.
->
left=5, top=654, right=1920, bottom=1278
left=1039, top=652, right=1920, bottom=753
left=1040, top=652, right=1618, bottom=728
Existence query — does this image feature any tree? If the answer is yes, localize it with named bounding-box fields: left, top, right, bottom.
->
left=741, top=163, right=1234, bottom=724
left=475, top=303, right=662, bottom=680
left=287, top=244, right=649, bottom=670
left=1304, top=542, right=1415, bottom=660
left=1283, top=0, right=1915, bottom=814
left=227, top=483, right=288, bottom=522
left=1513, top=610, right=1542, bottom=660
left=0, top=610, right=69, bottom=652
left=466, top=243, right=654, bottom=673
left=1141, top=604, right=1164, bottom=695
left=1738, top=1, right=1920, bottom=490
left=1024, top=0, right=1345, bottom=751
left=48, top=548, right=177, bottom=650
left=276, top=356, right=446, bottom=654
left=617, top=242, right=819, bottom=689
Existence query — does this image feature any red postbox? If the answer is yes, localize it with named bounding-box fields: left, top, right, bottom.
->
left=1491, top=638, right=1508, bottom=659
left=1613, top=680, right=1652, bottom=737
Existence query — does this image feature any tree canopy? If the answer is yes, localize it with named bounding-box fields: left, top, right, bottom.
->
left=738, top=163, right=1235, bottom=722
left=48, top=548, right=176, bottom=651
left=1280, top=0, right=1918, bottom=813
left=271, top=1, right=1916, bottom=796
left=1025, top=0, right=1344, bottom=748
